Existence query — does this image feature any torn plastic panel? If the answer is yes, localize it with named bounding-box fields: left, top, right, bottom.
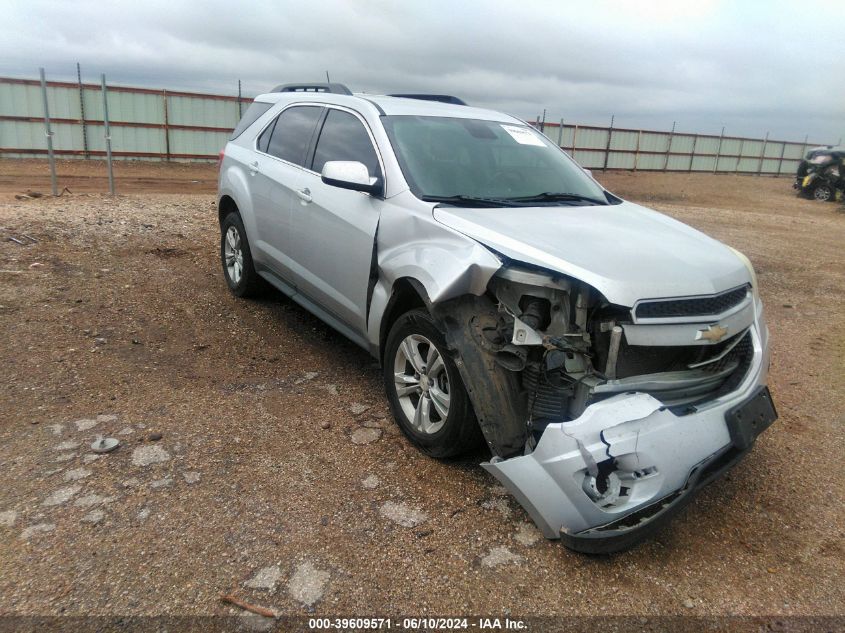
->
left=427, top=262, right=773, bottom=550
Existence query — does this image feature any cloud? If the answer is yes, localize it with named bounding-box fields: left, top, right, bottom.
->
left=1, top=0, right=843, bottom=142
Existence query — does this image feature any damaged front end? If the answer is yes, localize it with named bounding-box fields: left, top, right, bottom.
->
left=431, top=265, right=776, bottom=553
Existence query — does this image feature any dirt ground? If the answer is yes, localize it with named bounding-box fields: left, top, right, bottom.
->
left=0, top=159, right=843, bottom=625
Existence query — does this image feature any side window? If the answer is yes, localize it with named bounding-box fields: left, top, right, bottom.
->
left=230, top=101, right=272, bottom=140
left=266, top=106, right=323, bottom=166
left=312, top=109, right=381, bottom=178
left=257, top=118, right=275, bottom=154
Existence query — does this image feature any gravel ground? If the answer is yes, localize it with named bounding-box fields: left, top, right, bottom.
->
left=0, top=161, right=843, bottom=621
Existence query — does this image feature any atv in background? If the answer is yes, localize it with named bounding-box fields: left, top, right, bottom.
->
left=794, top=146, right=845, bottom=202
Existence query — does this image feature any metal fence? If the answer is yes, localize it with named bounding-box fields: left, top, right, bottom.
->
left=0, top=72, right=832, bottom=177
left=0, top=73, right=248, bottom=162
left=531, top=119, right=831, bottom=177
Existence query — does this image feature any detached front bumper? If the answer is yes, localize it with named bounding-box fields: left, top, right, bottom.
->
left=483, top=312, right=776, bottom=554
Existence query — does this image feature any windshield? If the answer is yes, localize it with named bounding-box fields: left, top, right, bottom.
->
left=382, top=115, right=610, bottom=205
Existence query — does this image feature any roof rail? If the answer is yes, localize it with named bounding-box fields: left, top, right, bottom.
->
left=272, top=82, right=352, bottom=95
left=388, top=94, right=467, bottom=106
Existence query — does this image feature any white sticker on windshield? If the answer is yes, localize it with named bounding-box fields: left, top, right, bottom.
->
left=500, top=124, right=545, bottom=146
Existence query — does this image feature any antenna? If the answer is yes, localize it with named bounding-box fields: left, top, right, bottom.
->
left=325, top=70, right=331, bottom=83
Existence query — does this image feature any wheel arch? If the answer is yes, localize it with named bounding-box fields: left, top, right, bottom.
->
left=378, top=277, right=430, bottom=364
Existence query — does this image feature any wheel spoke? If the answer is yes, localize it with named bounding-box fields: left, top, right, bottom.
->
left=401, top=337, right=426, bottom=374
left=413, top=393, right=433, bottom=432
left=394, top=372, right=421, bottom=397
left=429, top=386, right=450, bottom=419
left=226, top=229, right=237, bottom=250
left=427, top=353, right=444, bottom=377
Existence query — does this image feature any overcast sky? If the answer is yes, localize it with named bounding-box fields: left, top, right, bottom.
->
left=2, top=0, right=843, bottom=142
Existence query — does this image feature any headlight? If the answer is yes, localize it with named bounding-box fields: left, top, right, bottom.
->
left=728, top=246, right=760, bottom=302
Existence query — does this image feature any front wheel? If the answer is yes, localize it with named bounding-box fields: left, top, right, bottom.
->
left=383, top=309, right=483, bottom=459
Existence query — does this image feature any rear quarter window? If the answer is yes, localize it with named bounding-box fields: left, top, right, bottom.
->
left=230, top=101, right=273, bottom=140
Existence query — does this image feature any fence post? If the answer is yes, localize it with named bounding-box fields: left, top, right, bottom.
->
left=713, top=126, right=724, bottom=174
left=689, top=134, right=698, bottom=172
left=237, top=79, right=243, bottom=118
left=557, top=118, right=564, bottom=147
left=101, top=74, right=115, bottom=195
left=76, top=62, right=89, bottom=159
left=799, top=134, right=808, bottom=161
left=633, top=129, right=641, bottom=172
left=163, top=89, right=171, bottom=161
left=39, top=67, right=58, bottom=196
left=775, top=140, right=787, bottom=177
left=540, top=108, right=546, bottom=134
left=736, top=138, right=744, bottom=173
left=603, top=115, right=614, bottom=171
left=572, top=124, right=578, bottom=161
left=663, top=121, right=675, bottom=171
left=756, top=132, right=769, bottom=176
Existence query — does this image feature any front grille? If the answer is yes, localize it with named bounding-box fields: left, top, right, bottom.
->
left=635, top=286, right=749, bottom=319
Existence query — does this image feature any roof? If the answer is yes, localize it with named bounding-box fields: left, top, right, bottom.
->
left=253, top=91, right=523, bottom=124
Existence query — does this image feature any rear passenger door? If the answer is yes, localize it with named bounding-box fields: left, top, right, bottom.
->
left=290, top=107, right=383, bottom=334
left=251, top=104, right=323, bottom=280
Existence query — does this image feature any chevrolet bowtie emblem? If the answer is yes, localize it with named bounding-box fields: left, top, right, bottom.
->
left=696, top=324, right=728, bottom=342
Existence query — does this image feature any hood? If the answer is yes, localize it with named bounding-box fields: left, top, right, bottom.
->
left=433, top=200, right=750, bottom=307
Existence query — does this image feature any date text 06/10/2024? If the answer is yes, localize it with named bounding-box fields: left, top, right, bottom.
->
left=308, top=617, right=527, bottom=630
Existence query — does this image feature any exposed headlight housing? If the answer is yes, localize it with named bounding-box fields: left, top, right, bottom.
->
left=728, top=246, right=760, bottom=302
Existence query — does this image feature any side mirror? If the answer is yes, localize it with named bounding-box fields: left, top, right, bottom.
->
left=321, top=161, right=382, bottom=196
left=583, top=168, right=593, bottom=178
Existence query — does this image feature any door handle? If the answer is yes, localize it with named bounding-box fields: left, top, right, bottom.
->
left=296, top=188, right=312, bottom=203
left=248, top=161, right=260, bottom=174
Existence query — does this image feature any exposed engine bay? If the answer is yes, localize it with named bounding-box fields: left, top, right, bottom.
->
left=429, top=265, right=771, bottom=552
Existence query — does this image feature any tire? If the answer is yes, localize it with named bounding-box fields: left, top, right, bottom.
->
left=813, top=183, right=833, bottom=202
left=220, top=211, right=264, bottom=298
left=383, top=309, right=483, bottom=459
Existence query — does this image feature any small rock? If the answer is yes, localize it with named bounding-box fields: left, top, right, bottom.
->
left=54, top=440, right=80, bottom=451
left=288, top=561, right=330, bottom=607
left=361, top=419, right=382, bottom=429
left=117, top=426, right=134, bottom=436
left=150, top=477, right=173, bottom=489
left=94, top=337, right=107, bottom=345
left=29, top=262, right=44, bottom=269
left=350, top=403, right=370, bottom=415
left=42, top=485, right=81, bottom=507
left=320, top=420, right=331, bottom=430
left=82, top=509, right=105, bottom=524
left=148, top=432, right=163, bottom=442
left=361, top=475, right=380, bottom=489
left=683, top=599, right=695, bottom=609
left=82, top=454, right=102, bottom=464
left=74, top=493, right=115, bottom=508
left=55, top=452, right=75, bottom=463
left=295, top=371, right=319, bottom=384
left=63, top=468, right=92, bottom=482
left=29, top=420, right=39, bottom=425
left=137, top=508, right=151, bottom=520
left=20, top=523, right=55, bottom=540
left=319, top=516, right=329, bottom=526
left=351, top=427, right=382, bottom=445
left=480, top=546, right=523, bottom=568
left=74, top=418, right=98, bottom=432
left=514, top=522, right=541, bottom=546
left=379, top=501, right=428, bottom=528
left=245, top=565, right=283, bottom=591
left=96, top=414, right=118, bottom=423
left=131, top=444, right=170, bottom=466
left=481, top=497, right=512, bottom=517
left=0, top=510, right=18, bottom=527
left=46, top=423, right=64, bottom=435
left=324, top=384, right=339, bottom=396
left=183, top=471, right=201, bottom=484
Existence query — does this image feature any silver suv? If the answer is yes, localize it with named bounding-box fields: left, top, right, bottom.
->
left=218, top=83, right=777, bottom=553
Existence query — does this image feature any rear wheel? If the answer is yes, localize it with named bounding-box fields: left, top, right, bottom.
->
left=220, top=212, right=263, bottom=297
left=383, top=309, right=482, bottom=459
left=813, top=183, right=833, bottom=202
